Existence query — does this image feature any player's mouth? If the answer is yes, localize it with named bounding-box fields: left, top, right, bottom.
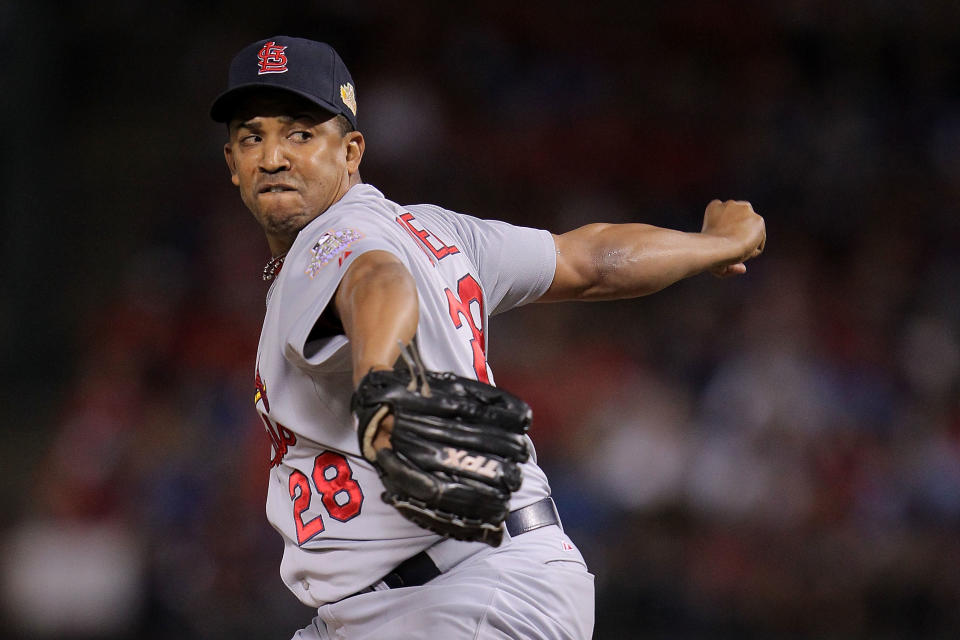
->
left=258, top=183, right=299, bottom=194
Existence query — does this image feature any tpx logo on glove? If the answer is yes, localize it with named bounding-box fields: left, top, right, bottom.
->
left=441, top=447, right=500, bottom=479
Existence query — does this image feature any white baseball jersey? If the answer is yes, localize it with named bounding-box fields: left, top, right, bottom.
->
left=253, top=183, right=558, bottom=607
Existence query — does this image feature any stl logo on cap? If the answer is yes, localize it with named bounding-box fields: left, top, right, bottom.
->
left=257, top=41, right=288, bottom=75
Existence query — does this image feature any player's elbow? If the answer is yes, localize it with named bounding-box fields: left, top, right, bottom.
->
left=541, top=224, right=681, bottom=301
left=540, top=225, right=626, bottom=301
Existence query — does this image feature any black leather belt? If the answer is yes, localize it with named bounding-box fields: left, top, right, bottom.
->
left=355, top=497, right=560, bottom=595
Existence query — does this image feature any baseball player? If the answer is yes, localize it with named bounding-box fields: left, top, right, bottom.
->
left=211, top=36, right=765, bottom=639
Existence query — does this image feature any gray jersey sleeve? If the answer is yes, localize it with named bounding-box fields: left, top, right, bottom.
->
left=406, top=205, right=557, bottom=315
left=281, top=225, right=410, bottom=370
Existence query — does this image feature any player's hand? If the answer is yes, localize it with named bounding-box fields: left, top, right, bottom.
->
left=700, top=199, right=766, bottom=276
left=358, top=364, right=396, bottom=451
left=372, top=414, right=394, bottom=450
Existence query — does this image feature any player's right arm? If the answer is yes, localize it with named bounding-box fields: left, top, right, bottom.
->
left=334, top=250, right=419, bottom=387
left=539, top=199, right=765, bottom=302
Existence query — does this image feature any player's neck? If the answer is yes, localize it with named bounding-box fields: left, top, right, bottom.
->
left=266, top=234, right=294, bottom=258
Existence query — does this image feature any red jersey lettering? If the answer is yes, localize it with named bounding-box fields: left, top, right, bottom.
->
left=445, top=274, right=489, bottom=382
left=397, top=212, right=460, bottom=261
left=261, top=414, right=297, bottom=468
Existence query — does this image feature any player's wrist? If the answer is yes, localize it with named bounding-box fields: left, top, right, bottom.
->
left=698, top=231, right=748, bottom=267
left=353, top=363, right=395, bottom=388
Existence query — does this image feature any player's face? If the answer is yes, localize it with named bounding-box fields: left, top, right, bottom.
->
left=224, top=93, right=364, bottom=251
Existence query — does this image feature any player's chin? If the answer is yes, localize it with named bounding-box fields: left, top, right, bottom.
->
left=259, top=209, right=314, bottom=237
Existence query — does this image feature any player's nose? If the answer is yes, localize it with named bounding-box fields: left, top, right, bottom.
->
left=259, top=138, right=291, bottom=173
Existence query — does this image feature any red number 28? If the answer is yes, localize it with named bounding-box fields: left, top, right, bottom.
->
left=288, top=451, right=364, bottom=545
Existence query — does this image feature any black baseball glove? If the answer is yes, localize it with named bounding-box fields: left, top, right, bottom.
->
left=351, top=343, right=532, bottom=546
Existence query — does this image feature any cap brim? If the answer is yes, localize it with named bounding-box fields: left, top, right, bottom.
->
left=209, top=83, right=342, bottom=123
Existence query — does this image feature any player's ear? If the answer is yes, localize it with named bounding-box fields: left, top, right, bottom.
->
left=223, top=142, right=240, bottom=187
left=344, top=131, right=364, bottom=175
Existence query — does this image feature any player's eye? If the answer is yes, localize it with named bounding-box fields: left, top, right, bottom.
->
left=240, top=134, right=262, bottom=145
left=290, top=130, right=313, bottom=142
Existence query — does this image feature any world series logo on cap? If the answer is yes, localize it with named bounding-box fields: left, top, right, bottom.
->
left=340, top=83, right=357, bottom=116
left=257, top=41, right=288, bottom=74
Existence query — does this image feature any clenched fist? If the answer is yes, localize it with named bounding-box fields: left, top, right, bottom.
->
left=700, top=199, right=766, bottom=277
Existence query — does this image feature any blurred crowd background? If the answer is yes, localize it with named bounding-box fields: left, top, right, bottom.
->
left=3, top=1, right=960, bottom=638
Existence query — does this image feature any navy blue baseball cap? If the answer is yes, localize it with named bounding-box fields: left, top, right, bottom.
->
left=210, top=36, right=358, bottom=130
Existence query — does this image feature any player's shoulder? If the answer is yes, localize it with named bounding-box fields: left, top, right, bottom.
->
left=328, top=183, right=400, bottom=220
left=403, top=201, right=476, bottom=222
left=273, top=186, right=387, bottom=283
left=294, top=184, right=405, bottom=246
left=403, top=202, right=455, bottom=217
left=402, top=202, right=489, bottom=238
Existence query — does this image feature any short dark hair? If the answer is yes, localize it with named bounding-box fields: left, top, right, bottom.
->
left=333, top=114, right=354, bottom=137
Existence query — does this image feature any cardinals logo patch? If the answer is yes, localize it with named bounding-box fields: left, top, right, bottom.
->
left=306, top=229, right=363, bottom=278
left=257, top=41, right=288, bottom=74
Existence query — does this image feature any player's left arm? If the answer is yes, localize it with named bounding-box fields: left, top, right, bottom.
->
left=340, top=251, right=530, bottom=544
left=334, top=250, right=419, bottom=386
left=539, top=199, right=765, bottom=302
